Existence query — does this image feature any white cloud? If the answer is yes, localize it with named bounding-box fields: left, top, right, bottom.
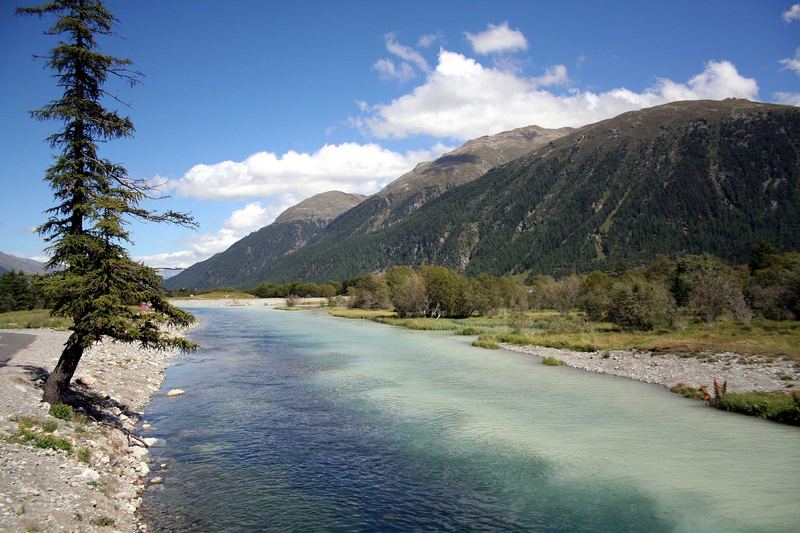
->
left=779, top=48, right=800, bottom=75
left=385, top=33, right=430, bottom=72
left=775, top=92, right=800, bottom=105
left=466, top=22, right=528, bottom=55
left=135, top=200, right=292, bottom=268
left=358, top=51, right=759, bottom=140
left=171, top=142, right=450, bottom=201
left=783, top=4, right=800, bottom=23
left=531, top=64, right=569, bottom=87
left=418, top=32, right=441, bottom=48
left=373, top=58, right=416, bottom=81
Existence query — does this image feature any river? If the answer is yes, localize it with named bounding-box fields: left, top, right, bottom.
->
left=140, top=306, right=800, bottom=532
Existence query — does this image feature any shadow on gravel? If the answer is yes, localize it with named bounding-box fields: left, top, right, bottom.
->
left=10, top=364, right=140, bottom=433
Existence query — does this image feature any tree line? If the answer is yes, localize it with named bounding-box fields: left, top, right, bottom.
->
left=343, top=243, right=800, bottom=329
left=0, top=271, right=51, bottom=313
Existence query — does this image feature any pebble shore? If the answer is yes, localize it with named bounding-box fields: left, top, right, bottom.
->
left=502, top=344, right=800, bottom=393
left=0, top=329, right=184, bottom=533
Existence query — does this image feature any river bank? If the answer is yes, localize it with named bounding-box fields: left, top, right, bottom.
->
left=0, top=329, right=184, bottom=532
left=500, top=343, right=799, bottom=394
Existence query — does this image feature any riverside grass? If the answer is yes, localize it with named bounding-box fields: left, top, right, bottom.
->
left=0, top=309, right=72, bottom=330
left=328, top=308, right=800, bottom=361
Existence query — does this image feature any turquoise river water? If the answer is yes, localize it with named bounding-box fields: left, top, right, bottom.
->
left=140, top=306, right=800, bottom=532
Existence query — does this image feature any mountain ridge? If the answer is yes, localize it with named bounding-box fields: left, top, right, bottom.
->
left=261, top=99, right=800, bottom=282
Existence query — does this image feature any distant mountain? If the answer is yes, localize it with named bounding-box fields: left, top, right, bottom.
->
left=305, top=125, right=572, bottom=239
left=155, top=268, right=184, bottom=280
left=264, top=99, right=800, bottom=281
left=0, top=251, right=46, bottom=275
left=168, top=125, right=571, bottom=289
left=165, top=191, right=366, bottom=289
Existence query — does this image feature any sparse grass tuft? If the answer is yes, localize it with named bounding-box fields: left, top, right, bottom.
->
left=91, top=516, right=115, bottom=527
left=542, top=356, right=566, bottom=366
left=77, top=447, right=92, bottom=464
left=41, top=420, right=57, bottom=433
left=49, top=403, right=74, bottom=421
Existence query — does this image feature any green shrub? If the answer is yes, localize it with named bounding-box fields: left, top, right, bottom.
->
left=715, top=391, right=800, bottom=425
left=91, top=517, right=115, bottom=527
left=77, top=447, right=92, bottom=464
left=542, top=356, right=566, bottom=366
left=41, top=420, right=57, bottom=433
left=49, top=403, right=74, bottom=421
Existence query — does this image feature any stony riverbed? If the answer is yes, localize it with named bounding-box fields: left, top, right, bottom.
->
left=0, top=329, right=183, bottom=533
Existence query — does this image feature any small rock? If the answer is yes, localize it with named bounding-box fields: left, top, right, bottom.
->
left=142, top=437, right=158, bottom=447
left=81, top=468, right=100, bottom=481
left=110, top=429, right=127, bottom=449
left=166, top=389, right=185, bottom=397
left=76, top=375, right=96, bottom=387
left=149, top=476, right=163, bottom=484
left=130, top=447, right=148, bottom=459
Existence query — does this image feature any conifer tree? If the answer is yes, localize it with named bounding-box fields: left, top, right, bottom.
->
left=18, top=0, right=196, bottom=404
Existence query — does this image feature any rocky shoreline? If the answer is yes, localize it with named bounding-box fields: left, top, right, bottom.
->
left=0, top=328, right=186, bottom=533
left=502, top=344, right=799, bottom=394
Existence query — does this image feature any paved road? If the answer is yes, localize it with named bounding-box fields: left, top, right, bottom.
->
left=0, top=331, right=35, bottom=366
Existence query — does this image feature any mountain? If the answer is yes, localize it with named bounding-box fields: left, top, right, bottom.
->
left=0, top=251, right=46, bottom=275
left=263, top=99, right=800, bottom=281
left=167, top=124, right=571, bottom=289
left=306, top=125, right=572, bottom=239
left=165, top=191, right=366, bottom=289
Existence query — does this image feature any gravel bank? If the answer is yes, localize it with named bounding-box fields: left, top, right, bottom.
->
left=502, top=344, right=800, bottom=393
left=0, top=329, right=184, bottom=532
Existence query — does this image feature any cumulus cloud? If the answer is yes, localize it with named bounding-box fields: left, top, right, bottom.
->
left=358, top=51, right=759, bottom=140
left=775, top=92, right=800, bottom=105
left=783, top=4, right=800, bottom=23
left=779, top=48, right=800, bottom=75
left=135, top=200, right=292, bottom=268
left=171, top=142, right=450, bottom=201
left=466, top=22, right=528, bottom=55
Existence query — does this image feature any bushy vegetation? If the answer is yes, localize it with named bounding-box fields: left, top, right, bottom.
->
left=339, top=247, right=800, bottom=331
left=49, top=403, right=74, bottom=421
left=250, top=280, right=340, bottom=299
left=715, top=391, right=800, bottom=425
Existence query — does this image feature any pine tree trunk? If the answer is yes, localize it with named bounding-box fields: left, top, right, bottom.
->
left=42, top=333, right=85, bottom=405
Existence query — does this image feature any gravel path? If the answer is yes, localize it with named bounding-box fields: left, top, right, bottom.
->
left=0, top=328, right=184, bottom=533
left=502, top=344, right=800, bottom=393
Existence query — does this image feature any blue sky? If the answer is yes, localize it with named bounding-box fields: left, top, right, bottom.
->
left=1, top=0, right=798, bottom=268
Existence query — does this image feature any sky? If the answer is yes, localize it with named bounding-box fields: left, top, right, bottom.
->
left=1, top=0, right=798, bottom=268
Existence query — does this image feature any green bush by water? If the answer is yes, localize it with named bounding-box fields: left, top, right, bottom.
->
left=715, top=391, right=800, bottom=425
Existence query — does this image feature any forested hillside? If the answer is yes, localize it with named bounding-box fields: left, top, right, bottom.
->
left=264, top=99, right=800, bottom=282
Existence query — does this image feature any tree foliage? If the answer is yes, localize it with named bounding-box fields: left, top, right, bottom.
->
left=19, top=0, right=196, bottom=403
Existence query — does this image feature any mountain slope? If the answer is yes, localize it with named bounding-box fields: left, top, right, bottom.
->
left=265, top=99, right=800, bottom=281
left=0, top=251, right=45, bottom=275
left=315, top=125, right=572, bottom=239
left=165, top=191, right=365, bottom=289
